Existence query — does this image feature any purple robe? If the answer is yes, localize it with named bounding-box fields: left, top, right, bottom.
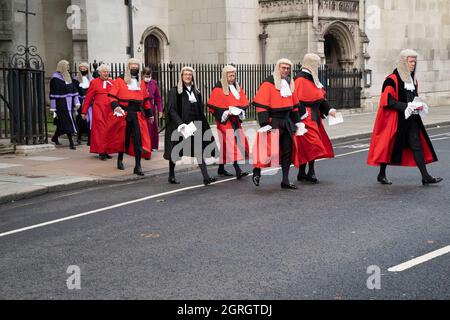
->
left=144, top=79, right=162, bottom=150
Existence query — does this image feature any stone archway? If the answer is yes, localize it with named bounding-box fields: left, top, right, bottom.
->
left=139, top=26, right=169, bottom=66
left=323, top=21, right=356, bottom=69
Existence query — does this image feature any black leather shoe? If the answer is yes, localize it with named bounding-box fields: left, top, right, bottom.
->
left=204, top=177, right=217, bottom=186
left=100, top=154, right=107, bottom=161
left=218, top=170, right=233, bottom=177
left=51, top=136, right=62, bottom=145
left=422, top=177, right=443, bottom=185
left=252, top=174, right=260, bottom=186
left=117, top=161, right=125, bottom=170
left=307, top=174, right=319, bottom=184
left=134, top=166, right=144, bottom=176
left=168, top=177, right=180, bottom=184
left=236, top=171, right=249, bottom=180
left=377, top=175, right=392, bottom=185
left=69, top=143, right=76, bottom=150
left=281, top=182, right=298, bottom=189
left=144, top=157, right=151, bottom=161
left=105, top=154, right=112, bottom=159
left=77, top=139, right=82, bottom=145
left=297, top=173, right=308, bottom=182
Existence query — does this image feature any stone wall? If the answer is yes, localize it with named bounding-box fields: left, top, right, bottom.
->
left=365, top=0, right=450, bottom=109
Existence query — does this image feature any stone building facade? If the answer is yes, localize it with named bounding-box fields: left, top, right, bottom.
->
left=1, top=0, right=450, bottom=110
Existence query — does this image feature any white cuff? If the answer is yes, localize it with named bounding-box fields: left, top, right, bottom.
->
left=301, top=111, right=309, bottom=120
left=221, top=111, right=230, bottom=123
left=177, top=123, right=187, bottom=132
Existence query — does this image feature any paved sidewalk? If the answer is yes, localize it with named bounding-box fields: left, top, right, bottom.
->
left=0, top=106, right=449, bottom=204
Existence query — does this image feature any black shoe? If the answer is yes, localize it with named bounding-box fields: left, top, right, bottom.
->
left=236, top=171, right=249, bottom=180
left=51, top=136, right=62, bottom=146
left=168, top=177, right=180, bottom=184
left=134, top=166, right=144, bottom=176
left=377, top=175, right=392, bottom=185
left=117, top=161, right=125, bottom=170
left=77, top=139, right=82, bottom=145
left=297, top=173, right=308, bottom=182
left=422, top=177, right=443, bottom=185
left=218, top=170, right=233, bottom=177
left=69, top=143, right=76, bottom=150
left=204, top=177, right=217, bottom=186
left=100, top=154, right=107, bottom=161
left=281, top=182, right=298, bottom=189
left=307, top=174, right=319, bottom=184
left=105, top=154, right=112, bottom=159
left=144, top=157, right=151, bottom=161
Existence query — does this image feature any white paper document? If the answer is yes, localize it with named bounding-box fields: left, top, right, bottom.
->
left=257, top=125, right=272, bottom=133
left=181, top=121, right=198, bottom=139
left=328, top=112, right=344, bottom=126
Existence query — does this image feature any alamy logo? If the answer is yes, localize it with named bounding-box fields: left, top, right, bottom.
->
left=66, top=265, right=81, bottom=290
left=366, top=265, right=381, bottom=290
left=66, top=5, right=81, bottom=30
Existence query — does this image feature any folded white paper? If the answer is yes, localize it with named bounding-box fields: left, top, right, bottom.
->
left=296, top=123, right=308, bottom=136
left=328, top=112, right=344, bottom=126
left=258, top=125, right=272, bottom=133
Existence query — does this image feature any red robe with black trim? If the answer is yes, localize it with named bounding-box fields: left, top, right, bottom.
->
left=105, top=78, right=152, bottom=157
left=207, top=83, right=250, bottom=164
left=252, top=76, right=302, bottom=168
left=293, top=73, right=334, bottom=167
left=367, top=72, right=437, bottom=167
left=81, top=78, right=115, bottom=154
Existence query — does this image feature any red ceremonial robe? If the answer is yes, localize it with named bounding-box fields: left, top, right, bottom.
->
left=367, top=70, right=437, bottom=167
left=106, top=78, right=152, bottom=158
left=252, top=76, right=304, bottom=168
left=81, top=78, right=115, bottom=154
left=207, top=82, right=250, bottom=164
left=293, top=72, right=334, bottom=167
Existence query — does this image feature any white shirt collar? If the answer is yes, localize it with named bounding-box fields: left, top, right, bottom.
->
left=280, top=79, right=292, bottom=98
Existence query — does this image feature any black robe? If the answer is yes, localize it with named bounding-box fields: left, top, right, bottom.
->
left=73, top=77, right=91, bottom=136
left=383, top=69, right=437, bottom=164
left=164, top=86, right=217, bottom=161
left=49, top=73, right=79, bottom=135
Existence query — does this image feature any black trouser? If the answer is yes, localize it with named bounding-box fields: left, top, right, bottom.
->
left=254, top=126, right=292, bottom=184
left=53, top=127, right=74, bottom=146
left=169, top=158, right=210, bottom=180
left=299, top=161, right=316, bottom=176
left=379, top=118, right=431, bottom=180
left=218, top=162, right=242, bottom=175
left=118, top=111, right=143, bottom=170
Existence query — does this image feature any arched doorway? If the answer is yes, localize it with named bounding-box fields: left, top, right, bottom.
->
left=323, top=22, right=355, bottom=69
left=145, top=35, right=160, bottom=67
left=324, top=33, right=341, bottom=69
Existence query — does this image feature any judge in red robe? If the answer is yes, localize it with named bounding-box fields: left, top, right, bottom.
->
left=367, top=49, right=441, bottom=185
left=252, top=58, right=307, bottom=189
left=207, top=65, right=250, bottom=179
left=81, top=64, right=115, bottom=160
left=293, top=53, right=336, bottom=183
left=107, top=58, right=154, bottom=176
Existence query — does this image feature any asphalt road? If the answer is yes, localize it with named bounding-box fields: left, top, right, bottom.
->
left=0, top=125, right=449, bottom=300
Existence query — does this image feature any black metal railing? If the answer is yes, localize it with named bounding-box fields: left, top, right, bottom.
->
left=0, top=63, right=47, bottom=144
left=71, top=62, right=360, bottom=128
left=325, top=68, right=362, bottom=109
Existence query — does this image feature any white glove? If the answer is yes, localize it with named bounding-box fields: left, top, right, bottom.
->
left=238, top=110, right=246, bottom=121
left=177, top=123, right=187, bottom=133
left=295, top=122, right=308, bottom=136
left=52, top=112, right=57, bottom=118
left=405, top=102, right=417, bottom=120
left=113, top=107, right=125, bottom=117
left=301, top=110, right=309, bottom=120
left=221, top=110, right=231, bottom=123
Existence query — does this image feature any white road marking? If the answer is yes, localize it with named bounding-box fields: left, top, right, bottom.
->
left=0, top=133, right=448, bottom=239
left=388, top=246, right=450, bottom=272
